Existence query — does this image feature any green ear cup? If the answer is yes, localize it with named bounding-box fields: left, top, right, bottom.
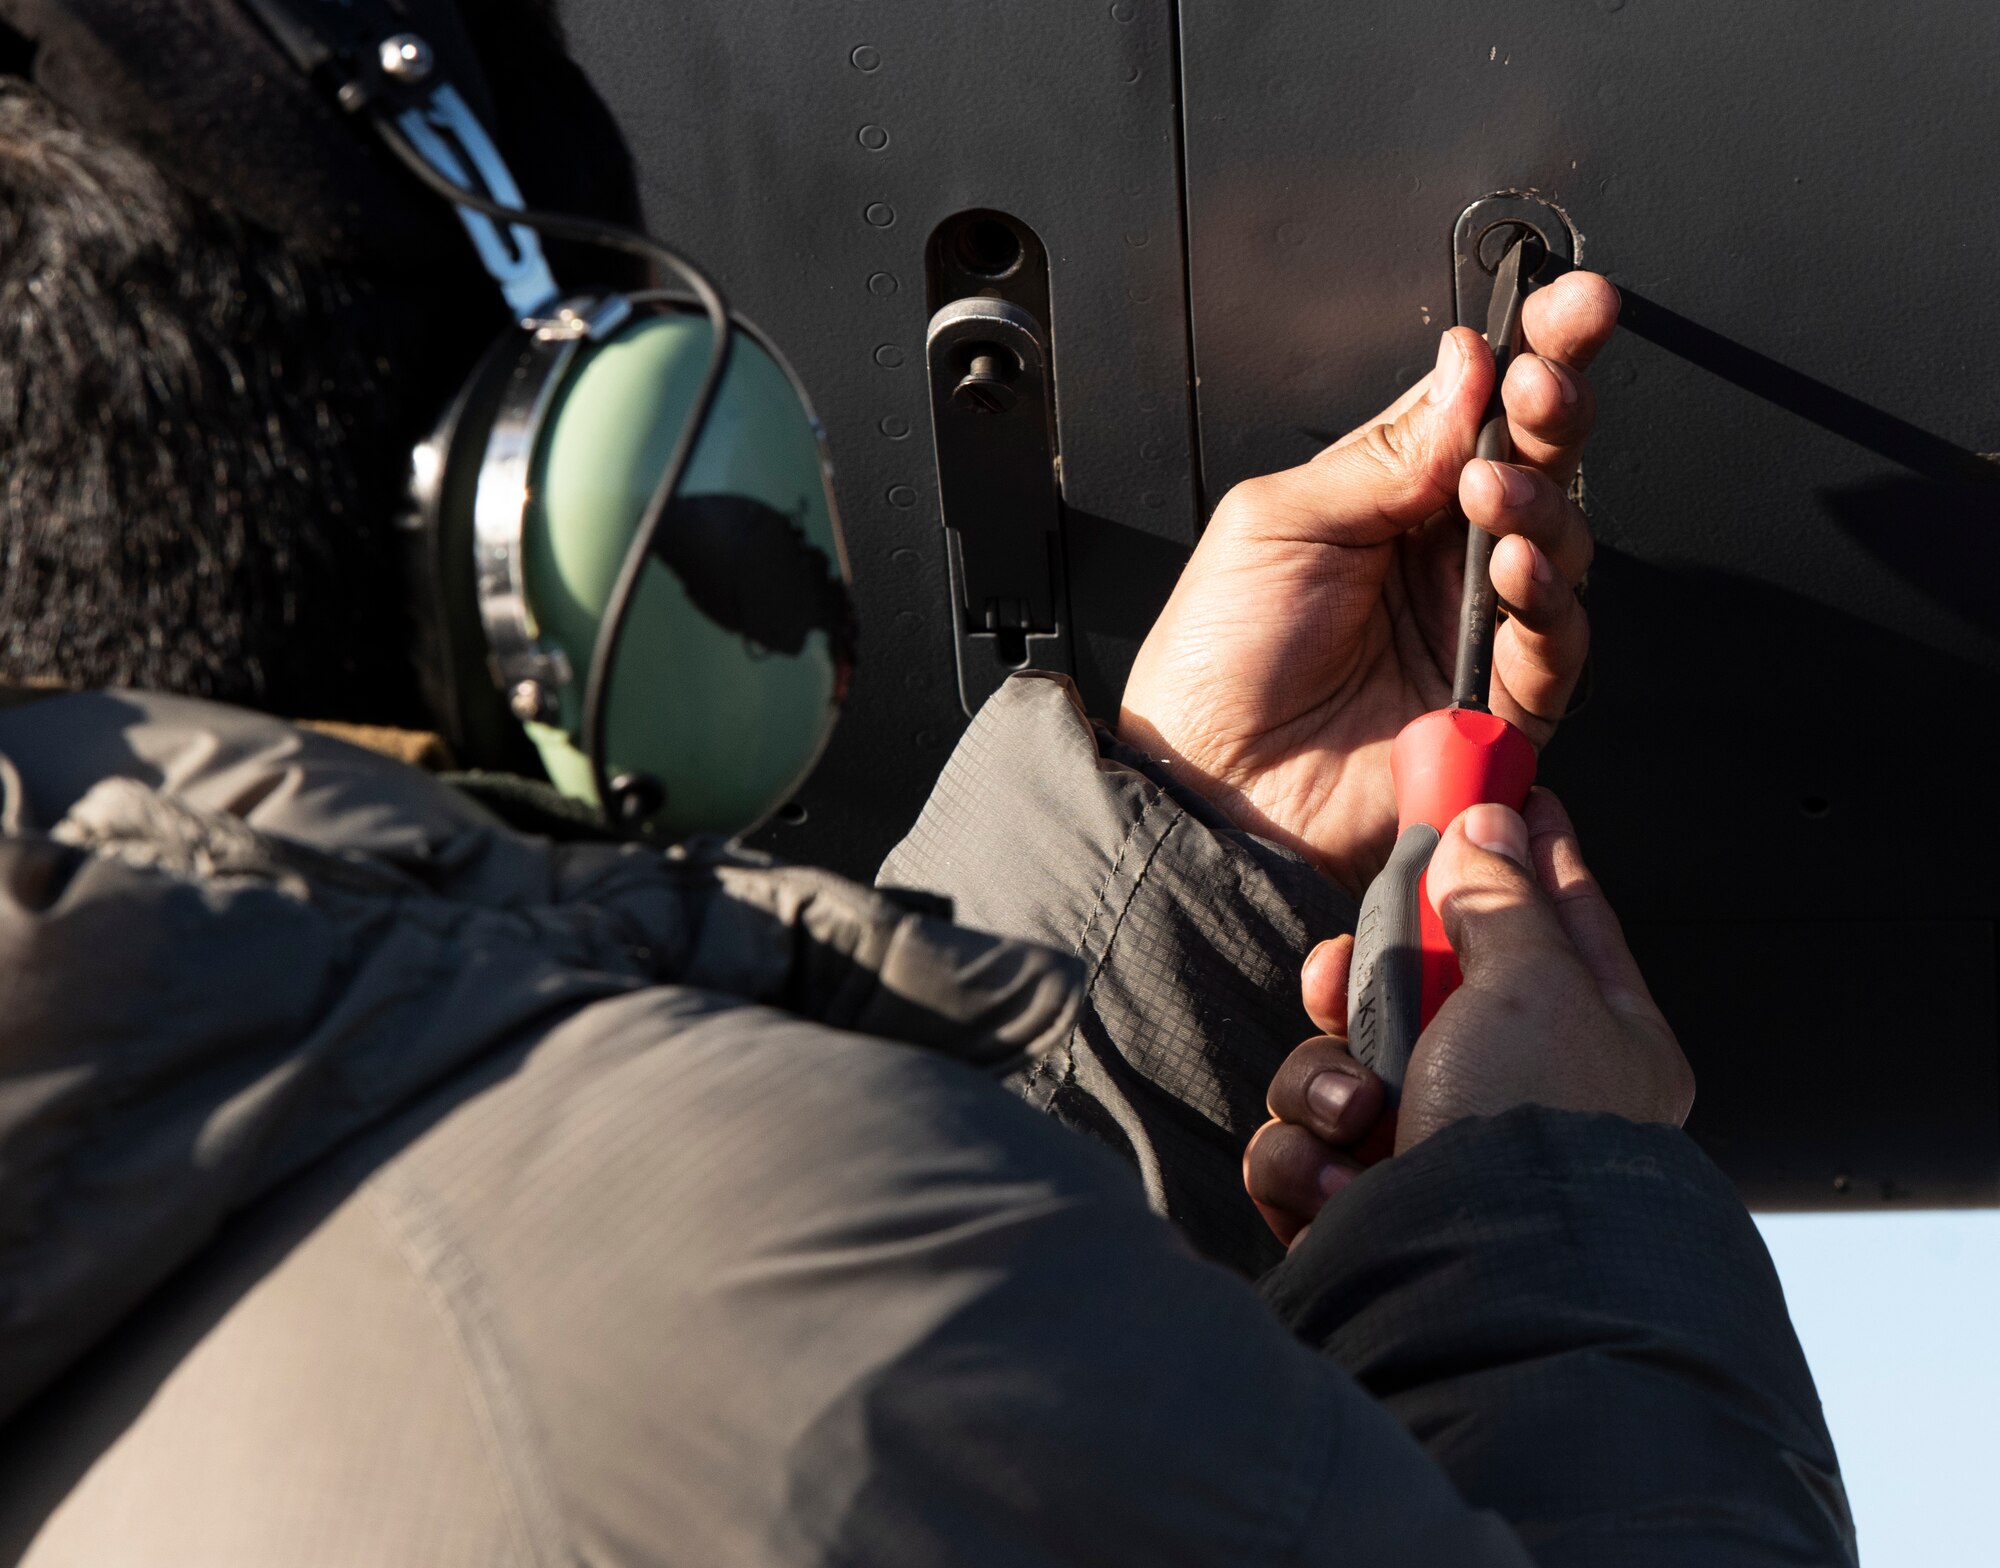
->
left=521, top=310, right=852, bottom=838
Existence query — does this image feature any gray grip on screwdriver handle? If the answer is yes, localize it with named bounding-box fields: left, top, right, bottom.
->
left=1347, top=822, right=1442, bottom=1103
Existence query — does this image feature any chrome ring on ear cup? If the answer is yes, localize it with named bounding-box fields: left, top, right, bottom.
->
left=402, top=328, right=547, bottom=777
left=471, top=295, right=635, bottom=724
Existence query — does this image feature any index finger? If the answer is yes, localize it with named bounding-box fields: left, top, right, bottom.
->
left=1520, top=270, right=1621, bottom=373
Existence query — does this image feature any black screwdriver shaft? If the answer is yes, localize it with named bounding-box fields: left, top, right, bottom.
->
left=1450, top=234, right=1533, bottom=712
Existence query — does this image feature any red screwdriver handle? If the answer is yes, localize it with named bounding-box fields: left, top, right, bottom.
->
left=1348, top=708, right=1536, bottom=1102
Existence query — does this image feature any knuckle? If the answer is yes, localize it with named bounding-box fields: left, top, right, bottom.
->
left=1352, top=416, right=1432, bottom=496
left=1569, top=509, right=1597, bottom=573
left=1242, top=1122, right=1281, bottom=1195
left=1217, top=474, right=1270, bottom=516
left=1244, top=1124, right=1319, bottom=1206
left=1468, top=963, right=1548, bottom=1023
left=1441, top=860, right=1537, bottom=914
left=1356, top=418, right=1407, bottom=471
left=1342, top=410, right=1461, bottom=523
left=1212, top=471, right=1311, bottom=543
left=1208, top=477, right=1267, bottom=535
left=1354, top=417, right=1436, bottom=500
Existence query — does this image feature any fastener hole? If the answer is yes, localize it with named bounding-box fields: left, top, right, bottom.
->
left=1477, top=220, right=1550, bottom=280
left=953, top=216, right=1024, bottom=280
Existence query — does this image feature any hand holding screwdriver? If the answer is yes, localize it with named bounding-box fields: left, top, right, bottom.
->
left=1118, top=262, right=1613, bottom=908
left=1347, top=233, right=1547, bottom=1103
left=1246, top=791, right=1694, bottom=1244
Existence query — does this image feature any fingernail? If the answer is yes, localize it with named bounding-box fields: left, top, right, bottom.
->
left=1427, top=332, right=1463, bottom=404
left=1542, top=357, right=1580, bottom=405
left=1529, top=540, right=1556, bottom=584
left=1307, top=1070, right=1357, bottom=1127
left=1319, top=1162, right=1354, bottom=1198
left=1465, top=802, right=1529, bottom=866
left=1485, top=461, right=1535, bottom=508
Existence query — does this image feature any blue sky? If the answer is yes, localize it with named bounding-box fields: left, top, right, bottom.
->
left=1754, top=1210, right=2000, bottom=1566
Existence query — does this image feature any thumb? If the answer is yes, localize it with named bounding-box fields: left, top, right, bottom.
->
left=1221, top=327, right=1492, bottom=551
left=1426, top=803, right=1575, bottom=977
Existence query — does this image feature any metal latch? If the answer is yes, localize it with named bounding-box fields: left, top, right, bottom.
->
left=925, top=295, right=1071, bottom=716
left=1452, top=192, right=1576, bottom=329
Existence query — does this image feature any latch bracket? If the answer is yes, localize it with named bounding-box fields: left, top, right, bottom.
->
left=925, top=295, right=1071, bottom=716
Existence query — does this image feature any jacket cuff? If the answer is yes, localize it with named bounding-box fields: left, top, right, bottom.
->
left=1265, top=1108, right=1856, bottom=1566
left=881, top=671, right=1356, bottom=1275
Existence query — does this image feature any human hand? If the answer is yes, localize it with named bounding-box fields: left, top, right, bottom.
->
left=1241, top=932, right=1384, bottom=1248
left=1244, top=787, right=1694, bottom=1247
left=1119, top=273, right=1619, bottom=900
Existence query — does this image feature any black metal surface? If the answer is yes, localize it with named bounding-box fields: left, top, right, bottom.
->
left=557, top=0, right=1999, bottom=1208
left=1178, top=0, right=2000, bottom=1206
left=559, top=0, right=1199, bottom=876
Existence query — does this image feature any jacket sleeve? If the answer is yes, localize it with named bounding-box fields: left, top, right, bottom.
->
left=884, top=674, right=1855, bottom=1565
left=881, top=671, right=1354, bottom=1278
left=1264, top=1109, right=1856, bottom=1566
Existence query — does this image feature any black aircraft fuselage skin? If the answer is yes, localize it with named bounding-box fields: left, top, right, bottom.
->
left=557, top=0, right=1999, bottom=1210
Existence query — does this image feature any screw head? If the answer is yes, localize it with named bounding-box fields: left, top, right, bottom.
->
left=379, top=33, right=435, bottom=84
left=609, top=772, right=667, bottom=827
left=508, top=679, right=544, bottom=722
left=952, top=352, right=1017, bottom=415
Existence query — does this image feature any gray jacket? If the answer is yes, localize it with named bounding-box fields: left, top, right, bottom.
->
left=0, top=676, right=1852, bottom=1565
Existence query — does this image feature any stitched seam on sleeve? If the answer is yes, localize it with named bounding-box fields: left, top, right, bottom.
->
left=1074, top=790, right=1187, bottom=1002
left=1015, top=790, right=1161, bottom=1118
left=1032, top=792, right=1187, bottom=1192
left=1068, top=799, right=1145, bottom=966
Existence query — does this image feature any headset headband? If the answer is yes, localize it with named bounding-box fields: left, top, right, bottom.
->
left=235, top=0, right=557, bottom=317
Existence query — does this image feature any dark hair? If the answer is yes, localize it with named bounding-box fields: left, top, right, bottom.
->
left=0, top=78, right=498, bottom=722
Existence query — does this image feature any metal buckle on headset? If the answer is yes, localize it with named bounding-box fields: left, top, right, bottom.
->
left=235, top=3, right=560, bottom=318
left=393, top=85, right=562, bottom=320
left=527, top=295, right=635, bottom=344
